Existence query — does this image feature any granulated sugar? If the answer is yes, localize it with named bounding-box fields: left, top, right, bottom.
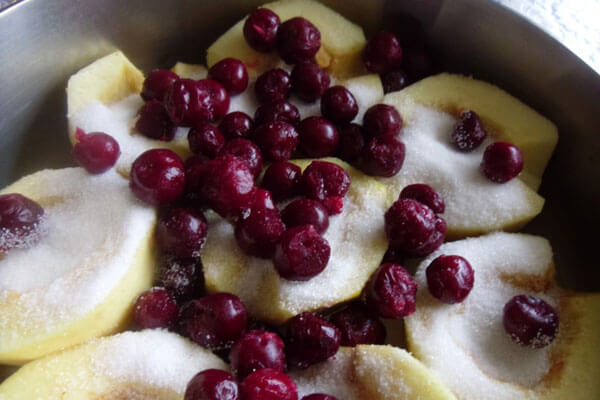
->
left=383, top=104, right=543, bottom=234
left=0, top=168, right=155, bottom=335
left=406, top=232, right=557, bottom=399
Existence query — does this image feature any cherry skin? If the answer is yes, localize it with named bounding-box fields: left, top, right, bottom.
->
left=218, top=139, right=264, bottom=179
left=399, top=184, right=445, bottom=214
left=283, top=312, right=340, bottom=369
left=254, top=100, right=300, bottom=126
left=135, top=100, right=176, bottom=141
left=133, top=287, right=179, bottom=329
left=178, top=292, right=248, bottom=350
left=320, top=86, right=358, bottom=125
left=297, top=116, right=339, bottom=158
left=253, top=121, right=299, bottom=162
left=229, top=330, right=287, bottom=380
left=0, top=193, right=45, bottom=252
left=358, top=135, right=406, bottom=177
left=426, top=255, right=474, bottom=304
left=451, top=110, right=487, bottom=151
left=255, top=68, right=291, bottom=104
left=141, top=69, right=179, bottom=102
left=159, top=257, right=205, bottom=303
left=156, top=207, right=208, bottom=258
left=240, top=369, right=298, bottom=400
left=365, top=263, right=418, bottom=319
left=208, top=58, right=249, bottom=95
left=362, top=104, right=403, bottom=138
left=330, top=302, right=386, bottom=346
left=290, top=61, right=330, bottom=103
left=129, top=149, right=185, bottom=206
left=273, top=225, right=331, bottom=281
left=363, top=31, right=403, bottom=74
left=302, top=161, right=351, bottom=201
left=336, top=123, right=366, bottom=162
left=481, top=142, right=524, bottom=183
left=503, top=294, right=559, bottom=348
left=260, top=161, right=302, bottom=202
left=243, top=8, right=281, bottom=52
left=188, top=123, right=225, bottom=159
left=219, top=112, right=254, bottom=140
left=72, top=129, right=121, bottom=174
left=276, top=17, right=321, bottom=64
left=184, top=369, right=239, bottom=400
left=281, top=198, right=329, bottom=234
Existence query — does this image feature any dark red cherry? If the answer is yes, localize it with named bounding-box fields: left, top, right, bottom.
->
left=320, top=86, right=358, bottom=125
left=240, top=369, right=298, bottom=400
left=481, top=142, right=524, bottom=183
left=276, top=17, right=321, bottom=64
left=235, top=190, right=285, bottom=258
left=363, top=31, right=403, bottom=74
left=261, top=161, right=302, bottom=202
left=255, top=68, right=291, bottom=104
left=184, top=369, right=239, bottom=400
left=384, top=199, right=446, bottom=258
left=297, top=117, right=339, bottom=158
left=302, top=395, right=337, bottom=400
left=178, top=292, right=248, bottom=350
left=281, top=198, right=329, bottom=234
left=290, top=61, right=330, bottom=103
left=426, top=255, right=474, bottom=304
left=451, top=110, right=487, bottom=151
left=135, top=100, right=177, bottom=141
left=302, top=161, right=350, bottom=201
left=381, top=70, right=409, bottom=93
left=503, top=295, right=559, bottom=348
left=365, top=263, right=417, bottom=319
left=156, top=207, right=208, bottom=258
left=188, top=123, right=225, bottom=159
left=399, top=184, right=445, bottom=214
left=130, top=149, right=185, bottom=206
left=362, top=104, right=403, bottom=138
left=164, top=79, right=230, bottom=126
left=133, top=287, right=179, bottom=329
left=229, top=330, right=286, bottom=379
left=190, top=154, right=256, bottom=218
left=284, top=312, right=340, bottom=369
left=253, top=121, right=299, bottom=161
left=336, top=123, right=366, bottom=162
left=219, top=112, right=254, bottom=140
left=330, top=302, right=386, bottom=346
left=219, top=139, right=263, bottom=179
left=209, top=58, right=249, bottom=95
left=273, top=225, right=330, bottom=281
left=243, top=8, right=281, bottom=52
left=254, top=100, right=300, bottom=126
left=357, top=134, right=405, bottom=177
left=72, top=129, right=121, bottom=174
left=0, top=193, right=45, bottom=252
left=141, top=69, right=179, bottom=102
left=159, top=257, right=205, bottom=303
left=321, top=197, right=343, bottom=216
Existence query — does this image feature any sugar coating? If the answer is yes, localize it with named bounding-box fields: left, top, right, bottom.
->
left=0, top=168, right=155, bottom=333
left=406, top=232, right=558, bottom=399
left=292, top=348, right=363, bottom=399
left=70, top=95, right=189, bottom=175
left=91, top=330, right=227, bottom=391
left=202, top=163, right=388, bottom=322
left=383, top=103, right=543, bottom=234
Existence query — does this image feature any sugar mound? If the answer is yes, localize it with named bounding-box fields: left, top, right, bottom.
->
left=407, top=232, right=558, bottom=399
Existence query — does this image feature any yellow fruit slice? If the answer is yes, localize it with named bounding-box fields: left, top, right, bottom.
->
left=382, top=92, right=544, bottom=239
left=389, top=73, right=559, bottom=190
left=206, top=0, right=367, bottom=79
left=291, top=346, right=456, bottom=399
left=0, top=330, right=228, bottom=399
left=67, top=51, right=191, bottom=177
left=202, top=158, right=388, bottom=324
left=405, top=232, right=600, bottom=399
left=0, top=168, right=156, bottom=364
left=171, top=62, right=208, bottom=80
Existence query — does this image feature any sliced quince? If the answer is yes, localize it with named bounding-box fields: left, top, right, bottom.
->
left=206, top=0, right=367, bottom=79
left=382, top=90, right=545, bottom=238
left=170, top=62, right=208, bottom=80
left=202, top=158, right=388, bottom=324
left=291, top=345, right=456, bottom=399
left=389, top=73, right=558, bottom=190
left=405, top=232, right=600, bottom=399
left=0, top=168, right=156, bottom=364
left=0, top=330, right=228, bottom=399
left=67, top=51, right=192, bottom=177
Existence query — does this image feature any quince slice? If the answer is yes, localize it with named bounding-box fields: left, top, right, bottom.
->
left=206, top=0, right=367, bottom=79
left=202, top=158, right=388, bottom=324
left=67, top=51, right=192, bottom=177
left=389, top=73, right=558, bottom=190
left=383, top=90, right=545, bottom=238
left=291, top=345, right=456, bottom=399
left=0, top=168, right=156, bottom=364
left=405, top=232, right=600, bottom=399
left=0, top=330, right=228, bottom=399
